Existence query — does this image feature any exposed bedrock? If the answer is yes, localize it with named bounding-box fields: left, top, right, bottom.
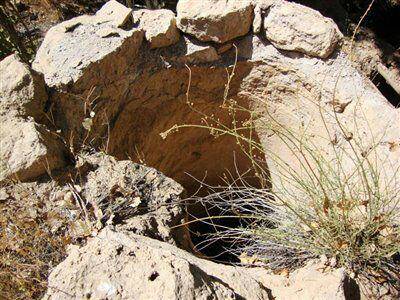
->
left=32, top=0, right=400, bottom=197
left=43, top=226, right=354, bottom=300
left=4, top=0, right=396, bottom=298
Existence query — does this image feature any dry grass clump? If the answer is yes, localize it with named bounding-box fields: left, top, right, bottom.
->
left=162, top=66, right=400, bottom=296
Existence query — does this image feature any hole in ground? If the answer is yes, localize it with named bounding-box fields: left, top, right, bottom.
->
left=371, top=71, right=400, bottom=108
left=107, top=64, right=266, bottom=263
left=187, top=191, right=261, bottom=264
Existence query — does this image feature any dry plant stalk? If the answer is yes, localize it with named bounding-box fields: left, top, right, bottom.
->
left=162, top=52, right=400, bottom=296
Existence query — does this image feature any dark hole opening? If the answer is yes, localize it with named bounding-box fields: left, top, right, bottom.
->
left=371, top=71, right=400, bottom=108
left=189, top=171, right=272, bottom=263
left=186, top=174, right=264, bottom=264
left=148, top=271, right=159, bottom=281
left=188, top=205, right=244, bottom=263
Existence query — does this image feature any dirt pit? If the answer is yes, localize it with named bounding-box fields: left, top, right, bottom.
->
left=104, top=63, right=266, bottom=262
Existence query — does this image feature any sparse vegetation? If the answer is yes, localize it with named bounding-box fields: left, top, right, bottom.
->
left=1, top=0, right=399, bottom=298
left=162, top=61, right=400, bottom=296
left=0, top=185, right=68, bottom=299
left=0, top=1, right=35, bottom=62
left=0, top=178, right=97, bottom=299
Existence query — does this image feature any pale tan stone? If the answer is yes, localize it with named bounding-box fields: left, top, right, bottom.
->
left=43, top=228, right=349, bottom=300
left=133, top=9, right=180, bottom=49
left=264, top=1, right=343, bottom=58
left=0, top=54, right=47, bottom=121
left=0, top=117, right=67, bottom=182
left=95, top=0, right=132, bottom=28
left=176, top=0, right=253, bottom=43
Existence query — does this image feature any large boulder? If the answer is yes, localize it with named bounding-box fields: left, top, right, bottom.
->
left=133, top=9, right=180, bottom=49
left=43, top=227, right=352, bottom=300
left=32, top=14, right=143, bottom=88
left=263, top=1, right=343, bottom=58
left=0, top=54, right=47, bottom=121
left=176, top=0, right=254, bottom=43
left=32, top=3, right=144, bottom=146
left=0, top=117, right=68, bottom=182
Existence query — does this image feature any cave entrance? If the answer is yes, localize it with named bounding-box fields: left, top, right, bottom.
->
left=107, top=64, right=266, bottom=263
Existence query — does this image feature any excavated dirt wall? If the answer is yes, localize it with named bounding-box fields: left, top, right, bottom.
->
left=107, top=62, right=263, bottom=195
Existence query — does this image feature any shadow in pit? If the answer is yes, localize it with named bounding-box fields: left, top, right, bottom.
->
left=107, top=61, right=269, bottom=263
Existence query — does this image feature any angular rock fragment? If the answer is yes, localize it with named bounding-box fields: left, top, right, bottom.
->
left=33, top=16, right=143, bottom=87
left=78, top=153, right=189, bottom=248
left=179, top=36, right=220, bottom=64
left=133, top=9, right=180, bottom=49
left=176, top=0, right=254, bottom=44
left=0, top=117, right=68, bottom=182
left=0, top=54, right=47, bottom=121
left=264, top=1, right=343, bottom=58
left=251, top=0, right=277, bottom=34
left=95, top=0, right=132, bottom=28
left=253, top=5, right=263, bottom=34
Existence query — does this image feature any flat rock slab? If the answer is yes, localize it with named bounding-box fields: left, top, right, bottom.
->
left=32, top=15, right=143, bottom=88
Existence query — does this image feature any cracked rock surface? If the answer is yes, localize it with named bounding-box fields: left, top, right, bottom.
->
left=43, top=227, right=351, bottom=300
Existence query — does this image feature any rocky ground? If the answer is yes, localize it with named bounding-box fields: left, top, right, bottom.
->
left=1, top=0, right=400, bottom=299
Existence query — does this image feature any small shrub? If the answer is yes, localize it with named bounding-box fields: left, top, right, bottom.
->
left=162, top=64, right=400, bottom=296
